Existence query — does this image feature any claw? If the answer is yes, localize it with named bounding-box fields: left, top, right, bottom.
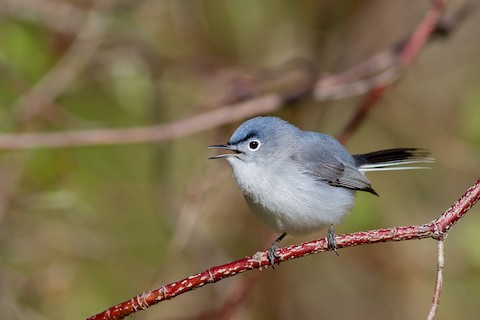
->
left=327, top=225, right=339, bottom=256
left=267, top=244, right=279, bottom=268
left=267, top=233, right=287, bottom=268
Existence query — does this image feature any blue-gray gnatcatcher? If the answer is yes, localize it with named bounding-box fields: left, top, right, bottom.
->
left=208, top=116, right=432, bottom=266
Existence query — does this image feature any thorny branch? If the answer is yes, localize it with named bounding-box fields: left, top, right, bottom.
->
left=86, top=178, right=480, bottom=320
left=167, top=271, right=262, bottom=320
left=183, top=2, right=474, bottom=318
left=2, top=1, right=475, bottom=319
left=83, top=2, right=478, bottom=319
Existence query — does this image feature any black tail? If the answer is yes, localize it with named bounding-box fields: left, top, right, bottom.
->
left=353, top=148, right=433, bottom=171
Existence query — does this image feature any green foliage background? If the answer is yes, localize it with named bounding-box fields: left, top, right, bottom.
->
left=0, top=1, right=479, bottom=319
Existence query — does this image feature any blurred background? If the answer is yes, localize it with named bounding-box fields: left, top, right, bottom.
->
left=0, top=1, right=479, bottom=319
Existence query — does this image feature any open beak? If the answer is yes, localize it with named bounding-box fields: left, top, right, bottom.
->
left=208, top=144, right=240, bottom=159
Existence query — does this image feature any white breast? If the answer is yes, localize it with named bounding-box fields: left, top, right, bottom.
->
left=227, top=158, right=355, bottom=236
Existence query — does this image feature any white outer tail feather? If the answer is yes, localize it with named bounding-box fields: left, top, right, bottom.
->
left=358, top=158, right=435, bottom=172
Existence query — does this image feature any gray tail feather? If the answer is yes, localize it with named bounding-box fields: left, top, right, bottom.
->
left=353, top=148, right=434, bottom=172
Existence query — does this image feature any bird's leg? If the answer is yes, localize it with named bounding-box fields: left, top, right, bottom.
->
left=267, top=232, right=287, bottom=268
left=327, top=225, right=339, bottom=256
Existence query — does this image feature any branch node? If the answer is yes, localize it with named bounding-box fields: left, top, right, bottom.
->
left=134, top=293, right=149, bottom=311
left=207, top=268, right=215, bottom=283
left=432, top=221, right=445, bottom=241
left=160, top=286, right=168, bottom=300
left=390, top=226, right=399, bottom=240
left=251, top=251, right=265, bottom=268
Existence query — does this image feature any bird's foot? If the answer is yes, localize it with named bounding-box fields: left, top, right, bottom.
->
left=327, top=225, right=339, bottom=256
left=267, top=233, right=287, bottom=268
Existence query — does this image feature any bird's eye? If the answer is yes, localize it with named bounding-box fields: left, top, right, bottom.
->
left=248, top=140, right=261, bottom=151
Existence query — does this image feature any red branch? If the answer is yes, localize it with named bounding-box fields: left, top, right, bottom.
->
left=86, top=178, right=480, bottom=320
left=337, top=0, right=447, bottom=144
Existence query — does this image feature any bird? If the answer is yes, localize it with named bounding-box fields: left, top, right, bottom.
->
left=208, top=116, right=433, bottom=266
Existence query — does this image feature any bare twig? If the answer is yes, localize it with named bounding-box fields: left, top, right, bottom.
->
left=315, top=67, right=400, bottom=102
left=13, top=3, right=108, bottom=124
left=427, top=240, right=445, bottom=320
left=86, top=178, right=480, bottom=320
left=0, top=0, right=473, bottom=151
left=432, top=0, right=477, bottom=37
left=337, top=0, right=447, bottom=144
left=314, top=48, right=397, bottom=101
left=0, top=95, right=282, bottom=149
left=0, top=0, right=89, bottom=34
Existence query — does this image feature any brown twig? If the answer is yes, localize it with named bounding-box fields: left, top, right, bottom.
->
left=432, top=0, right=477, bottom=37
left=0, top=1, right=471, bottom=151
left=1, top=0, right=474, bottom=151
left=0, top=0, right=89, bottom=35
left=314, top=67, right=400, bottom=102
left=0, top=95, right=282, bottom=149
left=13, top=2, right=109, bottom=125
left=86, top=178, right=480, bottom=320
left=314, top=48, right=397, bottom=101
left=337, top=0, right=447, bottom=144
left=427, top=240, right=445, bottom=320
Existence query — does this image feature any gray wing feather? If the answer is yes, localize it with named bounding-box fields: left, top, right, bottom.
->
left=316, top=162, right=378, bottom=195
left=293, top=132, right=378, bottom=195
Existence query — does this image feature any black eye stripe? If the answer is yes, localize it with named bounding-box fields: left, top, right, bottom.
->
left=229, top=131, right=258, bottom=145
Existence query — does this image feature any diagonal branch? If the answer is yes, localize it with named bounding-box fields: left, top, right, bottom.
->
left=13, top=3, right=108, bottom=124
left=0, top=95, right=282, bottom=149
left=337, top=0, right=447, bottom=144
left=0, top=1, right=474, bottom=151
left=86, top=178, right=480, bottom=320
left=0, top=0, right=89, bottom=34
